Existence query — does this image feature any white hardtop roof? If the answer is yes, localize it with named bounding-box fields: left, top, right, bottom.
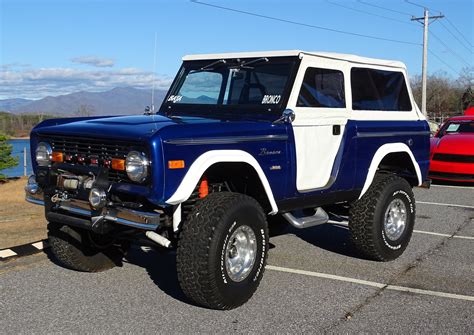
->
left=182, top=50, right=406, bottom=69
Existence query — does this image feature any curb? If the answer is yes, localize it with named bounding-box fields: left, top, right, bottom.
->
left=0, top=240, right=49, bottom=261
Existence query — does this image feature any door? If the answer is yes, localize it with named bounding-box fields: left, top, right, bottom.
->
left=288, top=57, right=349, bottom=192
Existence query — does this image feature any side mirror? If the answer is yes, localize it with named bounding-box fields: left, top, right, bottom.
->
left=144, top=106, right=151, bottom=115
left=274, top=109, right=295, bottom=124
left=283, top=109, right=295, bottom=123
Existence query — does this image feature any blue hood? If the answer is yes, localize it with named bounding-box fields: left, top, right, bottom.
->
left=32, top=115, right=177, bottom=141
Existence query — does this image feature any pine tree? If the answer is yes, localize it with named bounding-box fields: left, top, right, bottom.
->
left=0, top=134, right=18, bottom=179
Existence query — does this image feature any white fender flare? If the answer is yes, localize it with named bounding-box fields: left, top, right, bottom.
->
left=359, top=143, right=422, bottom=199
left=165, top=150, right=279, bottom=215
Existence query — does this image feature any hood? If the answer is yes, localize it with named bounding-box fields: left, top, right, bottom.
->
left=432, top=134, right=474, bottom=155
left=33, top=115, right=177, bottom=141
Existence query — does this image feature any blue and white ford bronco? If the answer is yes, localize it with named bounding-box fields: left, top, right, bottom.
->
left=25, top=50, right=430, bottom=309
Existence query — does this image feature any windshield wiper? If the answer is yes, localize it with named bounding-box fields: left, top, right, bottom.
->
left=237, top=57, right=269, bottom=69
left=199, top=59, right=226, bottom=71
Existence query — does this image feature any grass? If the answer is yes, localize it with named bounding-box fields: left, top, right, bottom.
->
left=0, top=177, right=47, bottom=249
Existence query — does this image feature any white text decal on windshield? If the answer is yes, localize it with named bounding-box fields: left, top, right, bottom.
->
left=262, top=95, right=281, bottom=104
left=168, top=95, right=183, bottom=103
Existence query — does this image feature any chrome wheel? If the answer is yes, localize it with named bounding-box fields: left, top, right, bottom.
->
left=225, top=224, right=257, bottom=282
left=384, top=199, right=407, bottom=241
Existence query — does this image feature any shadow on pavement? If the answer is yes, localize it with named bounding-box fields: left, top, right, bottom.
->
left=124, top=247, right=193, bottom=305
left=431, top=180, right=474, bottom=187
left=123, top=219, right=369, bottom=303
left=268, top=213, right=365, bottom=259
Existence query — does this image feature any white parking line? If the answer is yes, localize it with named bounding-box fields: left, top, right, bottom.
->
left=417, top=201, right=474, bottom=210
left=266, top=265, right=474, bottom=302
left=413, top=230, right=474, bottom=240
left=330, top=221, right=474, bottom=240
left=430, top=184, right=474, bottom=190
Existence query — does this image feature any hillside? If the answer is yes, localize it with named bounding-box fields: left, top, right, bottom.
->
left=1, top=87, right=167, bottom=116
left=0, top=98, right=33, bottom=111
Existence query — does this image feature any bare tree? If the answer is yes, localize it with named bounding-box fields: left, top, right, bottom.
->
left=77, top=105, right=95, bottom=117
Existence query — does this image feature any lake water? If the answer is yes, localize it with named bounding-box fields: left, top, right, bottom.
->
left=1, top=139, right=33, bottom=177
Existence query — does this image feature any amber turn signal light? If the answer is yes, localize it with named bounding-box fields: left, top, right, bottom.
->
left=111, top=158, right=126, bottom=171
left=168, top=160, right=185, bottom=169
left=51, top=151, right=63, bottom=163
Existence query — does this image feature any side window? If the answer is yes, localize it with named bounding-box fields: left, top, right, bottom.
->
left=297, top=67, right=345, bottom=108
left=176, top=71, right=223, bottom=104
left=351, top=68, right=412, bottom=111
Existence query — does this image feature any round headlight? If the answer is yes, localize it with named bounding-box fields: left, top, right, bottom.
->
left=35, top=142, right=52, bottom=166
left=125, top=151, right=149, bottom=183
left=89, top=188, right=107, bottom=209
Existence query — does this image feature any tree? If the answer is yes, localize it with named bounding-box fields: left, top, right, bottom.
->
left=0, top=134, right=18, bottom=179
left=77, top=104, right=95, bottom=117
left=411, top=71, right=465, bottom=121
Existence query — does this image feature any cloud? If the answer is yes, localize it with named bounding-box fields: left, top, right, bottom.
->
left=71, top=56, right=115, bottom=68
left=0, top=66, right=173, bottom=99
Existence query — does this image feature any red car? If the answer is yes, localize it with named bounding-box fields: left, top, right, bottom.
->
left=429, top=115, right=474, bottom=183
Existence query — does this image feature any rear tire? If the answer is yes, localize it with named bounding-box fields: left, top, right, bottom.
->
left=48, top=222, right=126, bottom=272
left=177, top=192, right=268, bottom=310
left=349, top=174, right=415, bottom=261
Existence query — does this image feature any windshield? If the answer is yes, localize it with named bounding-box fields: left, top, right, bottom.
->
left=160, top=57, right=298, bottom=119
left=440, top=121, right=474, bottom=136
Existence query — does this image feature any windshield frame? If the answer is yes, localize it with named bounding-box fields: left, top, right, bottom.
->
left=159, top=56, right=301, bottom=121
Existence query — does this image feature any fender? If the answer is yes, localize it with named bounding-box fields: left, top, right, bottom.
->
left=359, top=143, right=422, bottom=199
left=165, top=150, right=279, bottom=214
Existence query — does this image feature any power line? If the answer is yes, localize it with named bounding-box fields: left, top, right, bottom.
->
left=357, top=0, right=413, bottom=17
left=406, top=0, right=473, bottom=51
left=190, top=0, right=421, bottom=46
left=430, top=31, right=471, bottom=67
left=326, top=0, right=413, bottom=25
left=404, top=0, right=426, bottom=9
left=438, top=21, right=473, bottom=54
left=445, top=17, right=473, bottom=48
left=428, top=49, right=461, bottom=75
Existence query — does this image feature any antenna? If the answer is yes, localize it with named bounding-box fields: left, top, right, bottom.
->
left=151, top=32, right=158, bottom=113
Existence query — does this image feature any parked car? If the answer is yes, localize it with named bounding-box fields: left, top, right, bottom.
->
left=429, top=115, right=474, bottom=183
left=25, top=50, right=430, bottom=309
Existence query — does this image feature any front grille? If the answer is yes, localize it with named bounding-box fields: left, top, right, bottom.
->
left=44, top=135, right=145, bottom=183
left=432, top=153, right=474, bottom=163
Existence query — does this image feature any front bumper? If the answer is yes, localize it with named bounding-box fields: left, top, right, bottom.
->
left=428, top=160, right=474, bottom=183
left=25, top=176, right=162, bottom=231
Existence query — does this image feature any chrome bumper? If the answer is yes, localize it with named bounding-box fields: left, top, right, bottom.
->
left=25, top=176, right=160, bottom=231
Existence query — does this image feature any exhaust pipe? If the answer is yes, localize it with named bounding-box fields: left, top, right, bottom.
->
left=145, top=231, right=172, bottom=248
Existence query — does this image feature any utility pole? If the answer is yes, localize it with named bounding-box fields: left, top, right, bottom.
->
left=411, top=9, right=444, bottom=118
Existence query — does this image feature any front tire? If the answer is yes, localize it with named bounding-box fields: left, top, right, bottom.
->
left=177, top=192, right=269, bottom=310
left=349, top=174, right=415, bottom=261
left=48, top=222, right=126, bottom=272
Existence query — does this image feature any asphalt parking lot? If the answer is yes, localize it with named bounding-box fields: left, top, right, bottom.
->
left=1, top=185, right=473, bottom=333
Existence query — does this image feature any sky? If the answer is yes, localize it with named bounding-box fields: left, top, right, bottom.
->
left=1, top=0, right=472, bottom=100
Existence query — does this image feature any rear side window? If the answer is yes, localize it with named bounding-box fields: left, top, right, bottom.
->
left=351, top=68, right=412, bottom=111
left=297, top=68, right=345, bottom=108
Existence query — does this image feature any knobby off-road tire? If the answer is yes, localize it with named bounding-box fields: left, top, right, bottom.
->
left=349, top=174, right=416, bottom=261
left=48, top=222, right=126, bottom=272
left=177, top=192, right=269, bottom=310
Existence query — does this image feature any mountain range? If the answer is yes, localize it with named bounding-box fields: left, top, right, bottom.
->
left=0, top=87, right=168, bottom=116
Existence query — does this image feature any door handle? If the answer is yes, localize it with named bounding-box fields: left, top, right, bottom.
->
left=333, top=125, right=341, bottom=135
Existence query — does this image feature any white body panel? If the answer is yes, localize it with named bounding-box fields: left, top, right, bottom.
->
left=359, top=143, right=422, bottom=198
left=165, top=150, right=278, bottom=214
left=284, top=52, right=423, bottom=192
left=287, top=55, right=350, bottom=191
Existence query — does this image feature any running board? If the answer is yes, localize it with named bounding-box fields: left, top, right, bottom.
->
left=282, top=207, right=329, bottom=229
